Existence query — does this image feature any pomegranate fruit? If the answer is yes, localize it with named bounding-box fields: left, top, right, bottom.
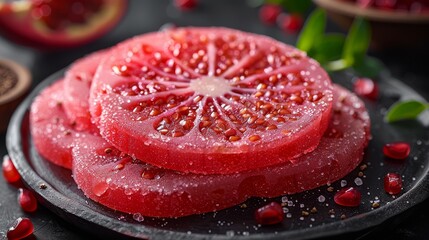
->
left=90, top=27, right=334, bottom=174
left=0, top=0, right=127, bottom=49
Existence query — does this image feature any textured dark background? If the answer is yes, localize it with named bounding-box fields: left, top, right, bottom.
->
left=1, top=0, right=429, bottom=239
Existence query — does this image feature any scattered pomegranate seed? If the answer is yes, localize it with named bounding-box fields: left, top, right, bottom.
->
left=383, top=142, right=410, bottom=160
left=334, top=187, right=362, bottom=207
left=353, top=78, right=379, bottom=100
left=259, top=4, right=282, bottom=25
left=384, top=173, right=403, bottom=194
left=7, top=217, right=34, bottom=240
left=174, top=0, right=198, bottom=11
left=255, top=202, right=284, bottom=225
left=2, top=155, right=21, bottom=183
left=279, top=14, right=303, bottom=33
left=18, top=188, right=38, bottom=212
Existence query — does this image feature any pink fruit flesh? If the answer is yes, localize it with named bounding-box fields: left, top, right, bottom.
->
left=383, top=142, right=410, bottom=160
left=89, top=27, right=334, bottom=174
left=18, top=188, right=38, bottom=212
left=7, top=217, right=34, bottom=240
left=63, top=50, right=109, bottom=132
left=255, top=202, right=284, bottom=225
left=2, top=155, right=21, bottom=183
left=71, top=84, right=369, bottom=217
left=334, top=187, right=362, bottom=207
left=30, top=80, right=99, bottom=169
left=384, top=173, right=402, bottom=194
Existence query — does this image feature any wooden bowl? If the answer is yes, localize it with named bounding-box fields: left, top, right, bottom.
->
left=314, top=0, right=429, bottom=50
left=0, top=59, right=31, bottom=132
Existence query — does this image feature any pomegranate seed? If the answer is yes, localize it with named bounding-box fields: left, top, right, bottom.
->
left=384, top=173, right=402, bottom=194
left=2, top=155, right=20, bottom=183
left=334, top=187, right=362, bottom=207
left=353, top=78, right=379, bottom=100
left=255, top=202, right=284, bottom=225
left=383, top=142, right=410, bottom=160
left=7, top=217, right=34, bottom=240
left=174, top=0, right=198, bottom=11
left=18, top=188, right=38, bottom=212
left=280, top=14, right=304, bottom=33
left=259, top=4, right=282, bottom=25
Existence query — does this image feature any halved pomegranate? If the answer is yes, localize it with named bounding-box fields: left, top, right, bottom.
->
left=0, top=0, right=127, bottom=49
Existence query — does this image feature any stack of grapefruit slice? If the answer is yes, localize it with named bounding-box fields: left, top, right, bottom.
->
left=30, top=27, right=370, bottom=217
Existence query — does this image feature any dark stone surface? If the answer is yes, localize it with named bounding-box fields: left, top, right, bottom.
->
left=1, top=0, right=428, bottom=239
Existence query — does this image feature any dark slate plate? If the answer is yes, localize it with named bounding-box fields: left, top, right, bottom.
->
left=6, top=68, right=429, bottom=240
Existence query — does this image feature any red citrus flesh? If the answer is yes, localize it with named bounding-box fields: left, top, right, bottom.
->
left=0, top=0, right=126, bottom=49
left=90, top=27, right=334, bottom=174
left=73, top=85, right=369, bottom=217
left=30, top=80, right=99, bottom=169
left=64, top=50, right=109, bottom=132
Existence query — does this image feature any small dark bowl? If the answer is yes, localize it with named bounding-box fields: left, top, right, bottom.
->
left=314, top=0, right=429, bottom=50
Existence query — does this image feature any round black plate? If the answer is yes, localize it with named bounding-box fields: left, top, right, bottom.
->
left=6, top=68, right=429, bottom=240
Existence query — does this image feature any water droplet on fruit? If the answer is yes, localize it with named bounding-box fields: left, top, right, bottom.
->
left=93, top=181, right=109, bottom=197
left=7, top=217, right=34, bottom=240
left=132, top=213, right=144, bottom=222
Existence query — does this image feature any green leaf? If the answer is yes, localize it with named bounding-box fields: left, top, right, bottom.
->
left=323, top=59, right=350, bottom=72
left=342, top=17, right=371, bottom=67
left=266, top=0, right=312, bottom=14
left=352, top=56, right=383, bottom=78
left=296, top=8, right=327, bottom=53
left=312, top=33, right=345, bottom=63
left=385, top=100, right=429, bottom=123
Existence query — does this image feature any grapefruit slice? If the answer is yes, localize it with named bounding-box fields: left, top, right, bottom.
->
left=90, top=27, right=334, bottom=174
left=74, top=84, right=369, bottom=217
left=63, top=50, right=109, bottom=132
left=30, top=80, right=98, bottom=169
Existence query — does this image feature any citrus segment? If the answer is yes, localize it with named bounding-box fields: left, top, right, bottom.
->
left=90, top=27, right=334, bottom=174
left=74, top=85, right=369, bottom=217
